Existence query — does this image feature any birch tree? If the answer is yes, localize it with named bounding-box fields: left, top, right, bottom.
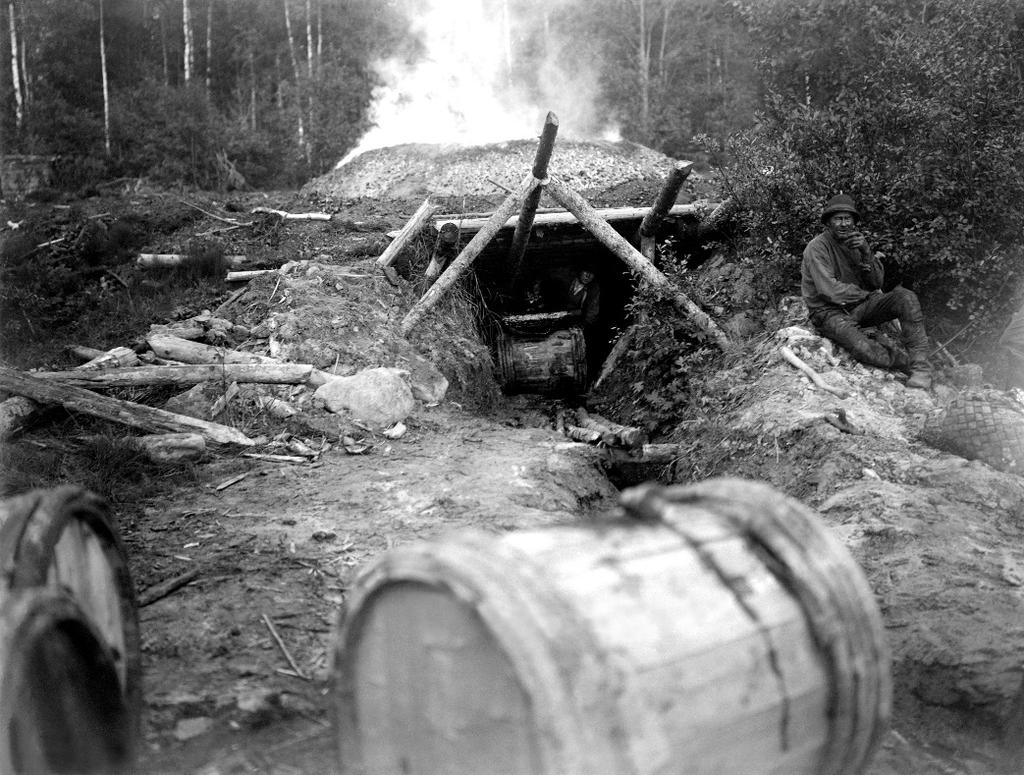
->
left=182, top=0, right=193, bottom=82
left=7, top=0, right=22, bottom=130
left=100, top=0, right=111, bottom=154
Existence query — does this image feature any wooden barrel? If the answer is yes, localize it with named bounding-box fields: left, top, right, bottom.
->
left=495, top=326, right=587, bottom=395
left=331, top=478, right=891, bottom=775
left=0, top=587, right=133, bottom=774
left=0, top=486, right=141, bottom=748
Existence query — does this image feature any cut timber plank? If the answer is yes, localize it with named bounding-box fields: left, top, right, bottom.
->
left=0, top=366, right=255, bottom=446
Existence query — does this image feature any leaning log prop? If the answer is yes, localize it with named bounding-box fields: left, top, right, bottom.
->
left=331, top=477, right=890, bottom=775
left=375, top=198, right=437, bottom=273
left=400, top=174, right=540, bottom=337
left=638, top=160, right=693, bottom=262
left=507, top=111, right=559, bottom=291
left=0, top=366, right=255, bottom=446
left=545, top=175, right=731, bottom=351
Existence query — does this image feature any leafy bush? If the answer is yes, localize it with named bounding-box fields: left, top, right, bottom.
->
left=721, top=0, right=1024, bottom=336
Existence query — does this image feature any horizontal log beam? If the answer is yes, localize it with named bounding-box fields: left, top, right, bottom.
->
left=430, top=202, right=712, bottom=234
left=33, top=363, right=315, bottom=389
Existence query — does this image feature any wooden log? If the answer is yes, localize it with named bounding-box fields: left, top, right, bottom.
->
left=137, top=253, right=246, bottom=269
left=67, top=345, right=106, bottom=362
left=638, top=160, right=694, bottom=262
left=545, top=176, right=731, bottom=352
left=75, top=346, right=140, bottom=371
left=577, top=409, right=645, bottom=449
left=0, top=396, right=42, bottom=440
left=507, top=111, right=559, bottom=290
left=34, top=362, right=314, bottom=389
left=139, top=569, right=201, bottom=608
left=134, top=433, right=206, bottom=463
left=376, top=198, right=437, bottom=270
left=251, top=206, right=331, bottom=220
left=400, top=174, right=540, bottom=337
left=146, top=333, right=272, bottom=365
left=564, top=424, right=603, bottom=444
left=697, top=197, right=737, bottom=239
left=433, top=202, right=708, bottom=234
left=0, top=366, right=255, bottom=446
left=0, top=486, right=141, bottom=761
left=226, top=269, right=276, bottom=283
left=0, top=588, right=134, bottom=774
left=331, top=478, right=890, bottom=775
left=421, top=222, right=462, bottom=288
left=592, top=324, right=636, bottom=390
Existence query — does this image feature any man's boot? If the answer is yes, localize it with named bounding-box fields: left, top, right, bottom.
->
left=906, top=369, right=932, bottom=390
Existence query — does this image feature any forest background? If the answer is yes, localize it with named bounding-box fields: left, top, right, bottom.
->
left=2, top=0, right=1024, bottom=334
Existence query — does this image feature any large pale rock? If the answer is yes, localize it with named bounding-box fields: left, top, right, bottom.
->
left=313, top=367, right=414, bottom=428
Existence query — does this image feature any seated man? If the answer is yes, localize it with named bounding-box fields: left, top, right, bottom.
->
left=802, top=194, right=933, bottom=389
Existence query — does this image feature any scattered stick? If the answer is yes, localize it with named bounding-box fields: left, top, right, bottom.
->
left=486, top=178, right=513, bottom=193
left=179, top=199, right=248, bottom=225
left=262, top=613, right=309, bottom=681
left=215, top=472, right=249, bottom=491
left=779, top=346, right=850, bottom=399
left=139, top=569, right=201, bottom=607
left=251, top=206, right=331, bottom=221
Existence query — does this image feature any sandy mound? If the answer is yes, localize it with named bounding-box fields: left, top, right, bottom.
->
left=302, top=139, right=681, bottom=203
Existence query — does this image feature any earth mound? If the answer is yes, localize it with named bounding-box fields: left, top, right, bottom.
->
left=301, top=139, right=688, bottom=205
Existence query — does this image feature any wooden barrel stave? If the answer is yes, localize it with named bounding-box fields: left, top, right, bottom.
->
left=332, top=478, right=890, bottom=775
left=0, top=486, right=141, bottom=752
left=0, top=588, right=133, bottom=774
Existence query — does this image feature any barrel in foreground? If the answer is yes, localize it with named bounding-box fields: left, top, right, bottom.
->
left=331, top=477, right=891, bottom=775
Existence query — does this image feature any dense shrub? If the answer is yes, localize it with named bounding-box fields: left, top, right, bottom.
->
left=721, top=0, right=1024, bottom=333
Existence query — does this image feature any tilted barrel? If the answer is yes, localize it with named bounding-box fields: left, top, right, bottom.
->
left=331, top=478, right=890, bottom=775
left=0, top=486, right=141, bottom=755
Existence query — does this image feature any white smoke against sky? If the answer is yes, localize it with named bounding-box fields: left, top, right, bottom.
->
left=337, top=0, right=618, bottom=167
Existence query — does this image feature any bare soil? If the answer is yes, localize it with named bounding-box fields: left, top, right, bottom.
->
left=2, top=141, right=1023, bottom=774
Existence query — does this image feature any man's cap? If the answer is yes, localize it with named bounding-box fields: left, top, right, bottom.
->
left=821, top=194, right=860, bottom=223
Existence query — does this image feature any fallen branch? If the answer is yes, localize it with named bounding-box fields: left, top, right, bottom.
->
left=262, top=613, right=309, bottom=680
left=226, top=269, right=275, bottom=283
left=75, top=346, right=140, bottom=370
left=779, top=346, right=850, bottom=399
left=578, top=409, right=646, bottom=449
left=0, top=365, right=255, bottom=446
left=251, top=206, right=331, bottom=221
left=564, top=424, right=603, bottom=444
left=139, top=569, right=201, bottom=607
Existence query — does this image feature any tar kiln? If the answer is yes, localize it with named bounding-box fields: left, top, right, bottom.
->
left=331, top=478, right=891, bottom=775
left=0, top=486, right=140, bottom=773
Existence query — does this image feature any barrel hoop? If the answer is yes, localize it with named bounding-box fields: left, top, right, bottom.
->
left=619, top=479, right=891, bottom=775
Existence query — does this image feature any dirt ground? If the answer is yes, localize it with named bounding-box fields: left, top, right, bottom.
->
left=3, top=142, right=1024, bottom=774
